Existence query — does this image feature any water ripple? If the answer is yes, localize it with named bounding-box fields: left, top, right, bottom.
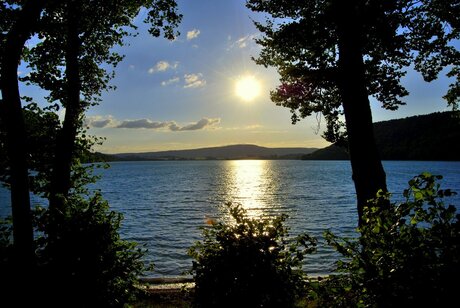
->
left=2, top=160, right=459, bottom=278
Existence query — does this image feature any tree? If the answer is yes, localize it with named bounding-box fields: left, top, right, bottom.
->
left=1, top=2, right=181, bottom=303
left=22, top=0, right=182, bottom=207
left=0, top=0, right=181, bottom=260
left=0, top=0, right=46, bottom=267
left=246, top=0, right=460, bottom=225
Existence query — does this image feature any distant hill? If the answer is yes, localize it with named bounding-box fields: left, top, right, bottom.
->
left=303, top=144, right=349, bottom=160
left=303, top=111, right=460, bottom=161
left=109, top=144, right=318, bottom=161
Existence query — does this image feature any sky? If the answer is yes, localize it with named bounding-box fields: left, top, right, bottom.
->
left=21, top=0, right=457, bottom=154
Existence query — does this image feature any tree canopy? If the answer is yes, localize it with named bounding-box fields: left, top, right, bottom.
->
left=247, top=0, right=459, bottom=142
left=246, top=0, right=460, bottom=224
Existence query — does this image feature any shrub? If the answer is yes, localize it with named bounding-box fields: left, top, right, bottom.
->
left=0, top=194, right=149, bottom=307
left=0, top=217, right=14, bottom=279
left=34, top=193, right=149, bottom=307
left=188, top=203, right=316, bottom=308
left=319, top=173, right=460, bottom=307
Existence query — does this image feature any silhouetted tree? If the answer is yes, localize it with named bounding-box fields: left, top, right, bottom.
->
left=0, top=0, right=45, bottom=268
left=22, top=0, right=182, bottom=208
left=246, top=0, right=460, bottom=225
left=1, top=1, right=181, bottom=301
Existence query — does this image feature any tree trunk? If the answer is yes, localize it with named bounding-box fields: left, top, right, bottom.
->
left=336, top=3, right=388, bottom=226
left=50, top=1, right=82, bottom=208
left=0, top=0, right=44, bottom=266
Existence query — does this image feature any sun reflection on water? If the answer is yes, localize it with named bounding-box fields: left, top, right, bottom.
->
left=226, top=160, right=274, bottom=218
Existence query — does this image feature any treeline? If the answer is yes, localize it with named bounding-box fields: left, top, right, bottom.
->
left=81, top=150, right=115, bottom=163
left=303, top=112, right=460, bottom=161
left=93, top=144, right=317, bottom=162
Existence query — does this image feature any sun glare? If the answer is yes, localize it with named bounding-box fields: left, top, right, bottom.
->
left=235, top=75, right=261, bottom=102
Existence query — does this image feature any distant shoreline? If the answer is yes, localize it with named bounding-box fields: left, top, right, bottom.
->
left=84, top=111, right=460, bottom=163
left=84, top=144, right=318, bottom=163
left=104, top=156, right=310, bottom=162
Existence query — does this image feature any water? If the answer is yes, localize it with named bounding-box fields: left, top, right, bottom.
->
left=1, top=160, right=459, bottom=277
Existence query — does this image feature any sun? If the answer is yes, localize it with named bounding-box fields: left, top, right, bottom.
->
left=235, top=75, right=262, bottom=102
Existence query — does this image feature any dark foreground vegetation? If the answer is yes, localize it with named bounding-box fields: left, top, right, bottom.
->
left=0, top=193, right=149, bottom=307
left=134, top=173, right=460, bottom=307
left=3, top=173, right=457, bottom=307
left=188, top=203, right=316, bottom=307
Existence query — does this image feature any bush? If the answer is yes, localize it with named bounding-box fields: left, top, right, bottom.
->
left=319, top=173, right=460, bottom=307
left=34, top=193, right=149, bottom=307
left=0, top=194, right=149, bottom=307
left=0, top=217, right=14, bottom=278
left=188, top=203, right=316, bottom=307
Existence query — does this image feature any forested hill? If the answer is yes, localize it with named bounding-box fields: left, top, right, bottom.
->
left=109, top=144, right=317, bottom=161
left=303, top=111, right=460, bottom=161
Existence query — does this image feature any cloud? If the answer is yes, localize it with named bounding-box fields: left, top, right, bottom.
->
left=228, top=34, right=258, bottom=50
left=161, top=77, right=180, bottom=86
left=117, top=119, right=174, bottom=129
left=187, top=29, right=200, bottom=40
left=91, top=119, right=113, bottom=128
left=148, top=61, right=178, bottom=74
left=170, top=118, right=220, bottom=131
left=85, top=115, right=117, bottom=128
left=184, top=73, right=206, bottom=88
left=87, top=116, right=220, bottom=131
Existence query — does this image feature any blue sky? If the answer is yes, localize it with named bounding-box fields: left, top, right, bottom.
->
left=22, top=0, right=457, bottom=153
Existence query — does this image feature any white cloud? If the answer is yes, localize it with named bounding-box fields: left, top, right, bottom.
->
left=187, top=29, right=201, bottom=40
left=85, top=115, right=117, bottom=128
left=184, top=73, right=206, bottom=88
left=170, top=118, right=220, bottom=131
left=148, top=61, right=178, bottom=74
left=228, top=34, right=258, bottom=50
left=87, top=116, right=220, bottom=131
left=117, top=119, right=174, bottom=129
left=161, top=77, right=180, bottom=86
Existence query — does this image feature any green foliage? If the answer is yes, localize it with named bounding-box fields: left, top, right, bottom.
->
left=0, top=217, right=13, bottom=265
left=245, top=0, right=460, bottom=142
left=317, top=173, right=460, bottom=307
left=304, top=111, right=460, bottom=161
left=1, top=194, right=150, bottom=307
left=0, top=186, right=150, bottom=307
left=0, top=102, right=60, bottom=190
left=22, top=0, right=182, bottom=109
left=1, top=2, right=181, bottom=306
left=373, top=111, right=460, bottom=161
left=189, top=203, right=317, bottom=307
left=35, top=194, right=148, bottom=307
left=0, top=102, right=105, bottom=195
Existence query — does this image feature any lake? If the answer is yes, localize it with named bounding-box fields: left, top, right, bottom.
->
left=1, top=160, right=460, bottom=277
